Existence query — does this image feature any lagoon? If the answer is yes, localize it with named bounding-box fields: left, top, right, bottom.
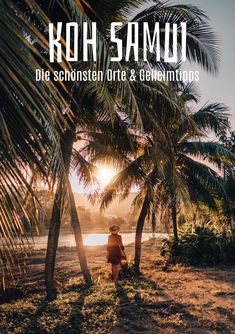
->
left=32, top=232, right=168, bottom=250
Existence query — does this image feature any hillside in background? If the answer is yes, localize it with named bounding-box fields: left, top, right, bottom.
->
left=33, top=190, right=143, bottom=234
left=73, top=192, right=137, bottom=217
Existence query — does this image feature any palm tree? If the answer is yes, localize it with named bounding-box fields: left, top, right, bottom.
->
left=153, top=83, right=232, bottom=239
left=66, top=0, right=223, bottom=273
left=42, top=0, right=143, bottom=299
left=1, top=0, right=224, bottom=293
left=100, top=82, right=234, bottom=273
left=220, top=131, right=235, bottom=231
left=64, top=0, right=224, bottom=276
left=0, top=0, right=72, bottom=287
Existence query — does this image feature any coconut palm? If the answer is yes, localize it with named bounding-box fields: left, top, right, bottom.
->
left=220, top=132, right=235, bottom=230
left=100, top=82, right=234, bottom=273
left=1, top=0, right=224, bottom=294
left=0, top=0, right=75, bottom=287
left=60, top=0, right=223, bottom=278
left=42, top=0, right=142, bottom=298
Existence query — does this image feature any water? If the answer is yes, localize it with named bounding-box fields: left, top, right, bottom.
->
left=32, top=232, right=167, bottom=250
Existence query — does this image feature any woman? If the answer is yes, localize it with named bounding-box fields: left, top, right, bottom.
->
left=106, top=224, right=126, bottom=281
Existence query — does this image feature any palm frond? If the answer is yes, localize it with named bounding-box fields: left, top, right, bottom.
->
left=100, top=155, right=147, bottom=209
left=130, top=1, right=220, bottom=73
left=0, top=0, right=72, bottom=286
left=192, top=103, right=230, bottom=136
left=71, top=148, right=98, bottom=187
left=180, top=141, right=235, bottom=170
left=56, top=0, right=142, bottom=125
left=178, top=153, right=226, bottom=197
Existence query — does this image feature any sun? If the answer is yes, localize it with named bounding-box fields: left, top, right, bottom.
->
left=96, top=165, right=116, bottom=186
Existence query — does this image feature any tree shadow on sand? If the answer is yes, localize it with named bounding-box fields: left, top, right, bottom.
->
left=109, top=280, right=158, bottom=334
left=109, top=275, right=234, bottom=334
left=216, top=307, right=235, bottom=325
left=190, top=266, right=235, bottom=285
left=14, top=273, right=235, bottom=334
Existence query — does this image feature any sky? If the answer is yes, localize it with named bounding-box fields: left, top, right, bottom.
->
left=173, top=0, right=235, bottom=127
left=70, top=0, right=235, bottom=193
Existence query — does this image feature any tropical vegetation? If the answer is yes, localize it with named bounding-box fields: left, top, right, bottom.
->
left=0, top=0, right=234, bottom=307
left=161, top=223, right=235, bottom=265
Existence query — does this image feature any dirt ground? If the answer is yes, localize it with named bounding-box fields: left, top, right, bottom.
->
left=1, top=239, right=235, bottom=333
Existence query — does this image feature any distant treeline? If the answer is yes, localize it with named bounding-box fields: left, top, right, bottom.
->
left=24, top=190, right=165, bottom=234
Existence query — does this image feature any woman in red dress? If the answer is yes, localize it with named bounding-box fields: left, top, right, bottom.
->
left=106, top=225, right=126, bottom=281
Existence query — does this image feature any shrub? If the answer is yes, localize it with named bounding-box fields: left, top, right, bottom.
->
left=161, top=224, right=235, bottom=265
left=119, top=258, right=136, bottom=279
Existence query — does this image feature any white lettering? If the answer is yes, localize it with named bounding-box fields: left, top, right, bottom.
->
left=83, top=22, right=97, bottom=61
left=143, top=22, right=160, bottom=62
left=126, top=23, right=139, bottom=61
left=49, top=22, right=62, bottom=63
left=110, top=22, right=123, bottom=61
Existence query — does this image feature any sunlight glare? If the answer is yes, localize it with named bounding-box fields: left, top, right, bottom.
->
left=96, top=165, right=116, bottom=186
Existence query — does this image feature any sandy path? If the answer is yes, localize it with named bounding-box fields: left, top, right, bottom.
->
left=3, top=239, right=235, bottom=333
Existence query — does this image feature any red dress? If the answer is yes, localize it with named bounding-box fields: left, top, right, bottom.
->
left=107, top=234, right=124, bottom=265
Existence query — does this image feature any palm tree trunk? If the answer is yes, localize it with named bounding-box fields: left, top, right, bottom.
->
left=171, top=198, right=178, bottom=242
left=45, top=182, right=62, bottom=300
left=68, top=182, right=92, bottom=285
left=45, top=129, right=74, bottom=299
left=45, top=127, right=92, bottom=298
left=134, top=197, right=149, bottom=274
